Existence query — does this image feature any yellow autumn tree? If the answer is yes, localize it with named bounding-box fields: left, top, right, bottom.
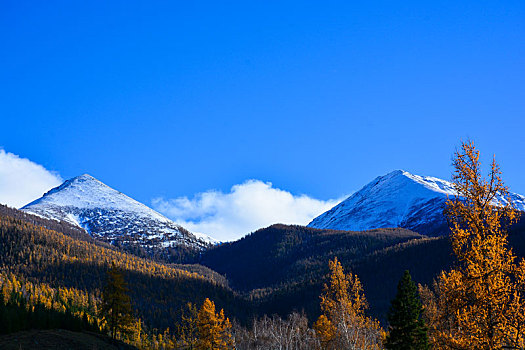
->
left=196, top=298, right=233, bottom=350
left=421, top=140, right=525, bottom=349
left=314, top=257, right=383, bottom=350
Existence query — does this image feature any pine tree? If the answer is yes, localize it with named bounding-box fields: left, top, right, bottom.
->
left=100, top=264, right=134, bottom=340
left=313, top=257, right=383, bottom=350
left=196, top=298, right=233, bottom=350
left=421, top=141, right=525, bottom=349
left=384, top=270, right=429, bottom=350
left=178, top=302, right=199, bottom=349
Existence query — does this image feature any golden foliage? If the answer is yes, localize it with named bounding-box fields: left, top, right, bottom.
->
left=313, top=314, right=336, bottom=347
left=0, top=212, right=229, bottom=350
left=196, top=298, right=233, bottom=350
left=314, top=257, right=383, bottom=350
left=421, top=141, right=525, bottom=349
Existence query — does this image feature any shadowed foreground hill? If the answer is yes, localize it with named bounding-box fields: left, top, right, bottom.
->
left=0, top=329, right=138, bottom=350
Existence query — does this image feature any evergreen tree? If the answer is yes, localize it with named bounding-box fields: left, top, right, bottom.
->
left=100, top=264, right=134, bottom=340
left=384, top=270, right=429, bottom=350
left=178, top=302, right=199, bottom=349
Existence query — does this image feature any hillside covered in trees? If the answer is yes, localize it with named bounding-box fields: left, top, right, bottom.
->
left=199, top=219, right=525, bottom=323
left=2, top=202, right=525, bottom=330
left=0, top=205, right=248, bottom=334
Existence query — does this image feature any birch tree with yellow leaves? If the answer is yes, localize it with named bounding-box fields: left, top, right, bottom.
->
left=420, top=141, right=525, bottom=349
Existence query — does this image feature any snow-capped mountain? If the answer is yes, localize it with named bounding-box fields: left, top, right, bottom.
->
left=21, top=174, right=215, bottom=251
left=308, top=170, right=525, bottom=236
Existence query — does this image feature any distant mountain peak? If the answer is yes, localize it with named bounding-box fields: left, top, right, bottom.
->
left=22, top=174, right=215, bottom=255
left=28, top=174, right=163, bottom=216
left=74, top=173, right=99, bottom=183
left=308, top=170, right=525, bottom=235
left=39, top=173, right=101, bottom=198
left=386, top=169, right=405, bottom=176
left=75, top=173, right=95, bottom=180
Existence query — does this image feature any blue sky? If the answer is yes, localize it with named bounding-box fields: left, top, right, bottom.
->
left=1, top=1, right=524, bottom=239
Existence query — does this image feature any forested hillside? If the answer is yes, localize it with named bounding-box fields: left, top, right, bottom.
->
left=2, top=197, right=524, bottom=347
left=0, top=204, right=98, bottom=244
left=199, top=224, right=425, bottom=321
left=0, top=207, right=249, bottom=333
left=200, top=224, right=422, bottom=291
left=200, top=221, right=525, bottom=323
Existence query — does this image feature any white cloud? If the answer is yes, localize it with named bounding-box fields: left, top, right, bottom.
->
left=0, top=149, right=63, bottom=208
left=152, top=180, right=343, bottom=242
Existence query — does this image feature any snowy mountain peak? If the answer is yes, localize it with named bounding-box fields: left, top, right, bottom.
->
left=26, top=174, right=172, bottom=223
left=75, top=173, right=96, bottom=180
left=22, top=174, right=214, bottom=253
left=45, top=173, right=98, bottom=193
left=308, top=170, right=525, bottom=236
left=382, top=170, right=456, bottom=196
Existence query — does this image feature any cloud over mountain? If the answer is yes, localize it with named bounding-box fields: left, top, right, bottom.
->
left=152, top=180, right=342, bottom=242
left=0, top=149, right=63, bottom=208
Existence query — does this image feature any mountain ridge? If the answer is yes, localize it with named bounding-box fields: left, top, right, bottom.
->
left=308, top=170, right=525, bottom=235
left=21, top=174, right=215, bottom=260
